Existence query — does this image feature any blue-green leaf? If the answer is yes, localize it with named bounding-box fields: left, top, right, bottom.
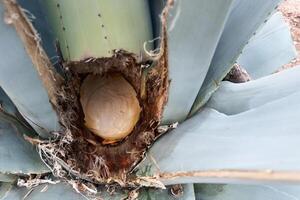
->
left=207, top=66, right=300, bottom=115
left=0, top=119, right=49, bottom=174
left=0, top=88, right=18, bottom=118
left=139, top=90, right=300, bottom=184
left=0, top=174, right=17, bottom=183
left=0, top=2, right=59, bottom=137
left=0, top=87, right=38, bottom=139
left=194, top=184, right=300, bottom=200
left=238, top=12, right=296, bottom=79
left=0, top=182, right=14, bottom=200
left=190, top=0, right=281, bottom=116
left=162, top=0, right=234, bottom=123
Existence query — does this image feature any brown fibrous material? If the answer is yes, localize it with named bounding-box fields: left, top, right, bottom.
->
left=55, top=47, right=169, bottom=184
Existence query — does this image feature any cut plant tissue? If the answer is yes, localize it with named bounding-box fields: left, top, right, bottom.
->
left=0, top=0, right=299, bottom=199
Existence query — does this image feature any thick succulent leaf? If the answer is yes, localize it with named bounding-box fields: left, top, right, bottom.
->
left=138, top=90, right=300, bottom=185
left=0, top=174, right=17, bottom=183
left=0, top=88, right=17, bottom=117
left=0, top=119, right=49, bottom=174
left=139, top=184, right=195, bottom=200
left=190, top=0, right=281, bottom=116
left=237, top=12, right=297, bottom=79
left=207, top=66, right=300, bottom=115
left=0, top=87, right=37, bottom=139
left=0, top=3, right=59, bottom=137
left=194, top=184, right=300, bottom=200
left=161, top=0, right=234, bottom=123
left=0, top=182, right=13, bottom=200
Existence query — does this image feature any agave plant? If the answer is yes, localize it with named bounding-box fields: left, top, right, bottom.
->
left=0, top=0, right=300, bottom=199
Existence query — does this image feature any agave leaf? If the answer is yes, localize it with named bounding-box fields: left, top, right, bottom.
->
left=0, top=88, right=18, bottom=118
left=0, top=182, right=14, bottom=200
left=0, top=119, right=49, bottom=174
left=0, top=2, right=59, bottom=138
left=194, top=184, right=300, bottom=200
left=207, top=66, right=300, bottom=115
left=194, top=184, right=225, bottom=200
left=138, top=90, right=300, bottom=184
left=161, top=0, right=235, bottom=124
left=237, top=12, right=297, bottom=79
left=0, top=174, right=16, bottom=183
left=0, top=110, right=36, bottom=139
left=0, top=87, right=38, bottom=139
left=41, top=0, right=153, bottom=61
left=190, top=0, right=281, bottom=116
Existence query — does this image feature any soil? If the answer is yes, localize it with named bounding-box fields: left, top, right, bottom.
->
left=278, top=0, right=300, bottom=68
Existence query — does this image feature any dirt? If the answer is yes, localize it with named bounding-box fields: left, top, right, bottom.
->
left=278, top=0, right=300, bottom=68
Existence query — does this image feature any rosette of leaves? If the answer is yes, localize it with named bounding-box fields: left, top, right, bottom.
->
left=0, top=0, right=300, bottom=199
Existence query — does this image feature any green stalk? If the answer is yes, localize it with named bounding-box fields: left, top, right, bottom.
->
left=42, top=0, right=153, bottom=61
